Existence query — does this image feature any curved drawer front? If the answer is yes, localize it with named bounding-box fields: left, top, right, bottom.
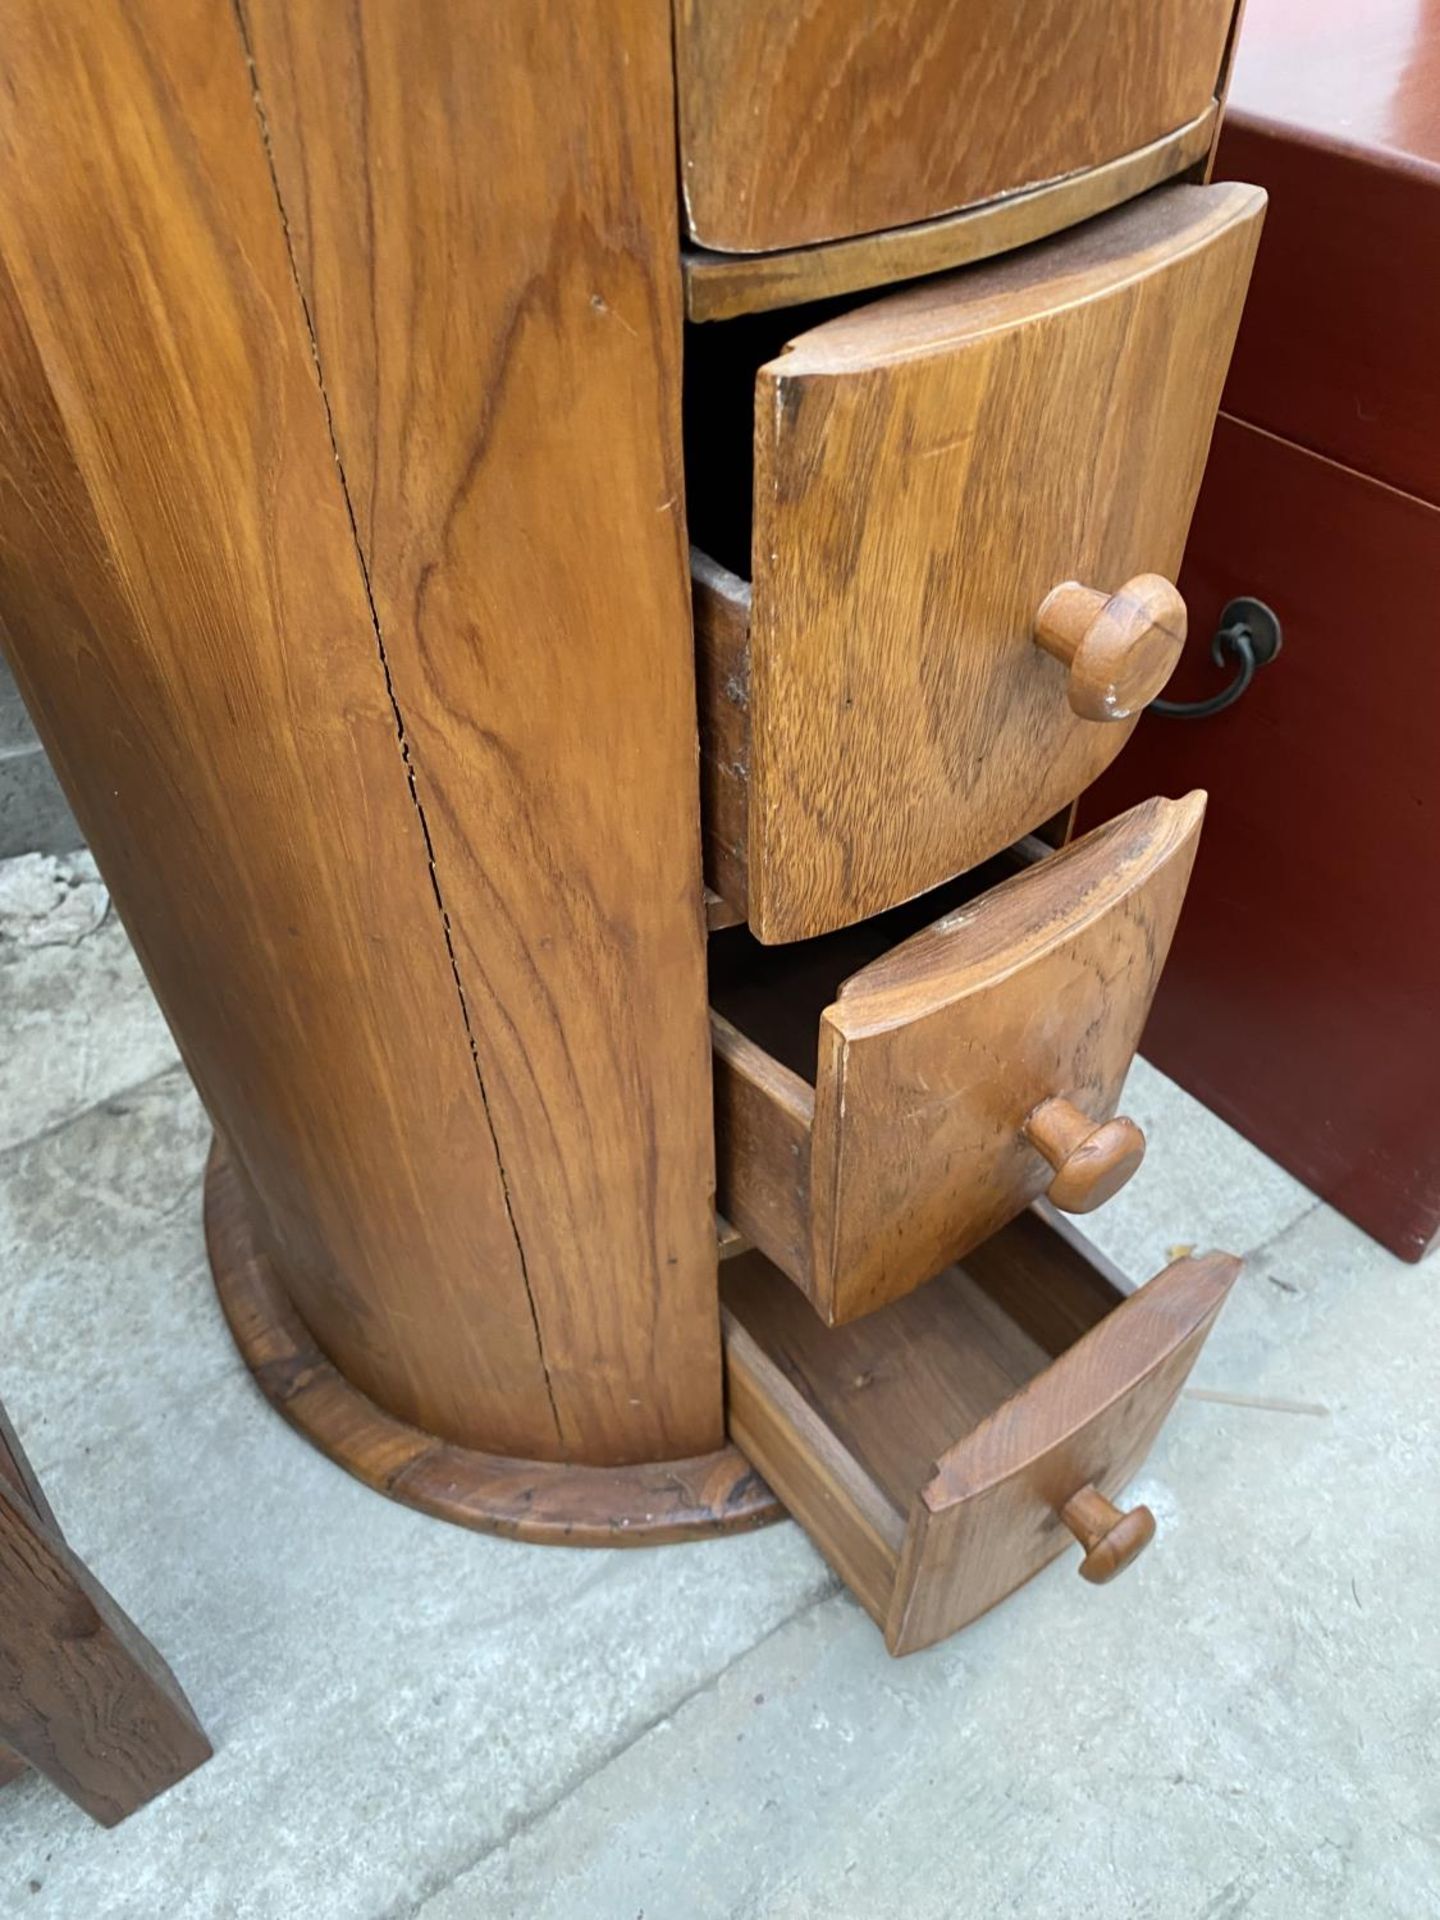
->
left=699, top=183, right=1263, bottom=942
left=723, top=1212, right=1240, bottom=1655
left=674, top=0, right=1238, bottom=253
left=890, top=1232, right=1238, bottom=1653
left=711, top=793, right=1204, bottom=1325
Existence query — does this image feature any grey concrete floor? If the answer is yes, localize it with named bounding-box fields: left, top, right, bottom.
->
left=0, top=848, right=1436, bottom=1919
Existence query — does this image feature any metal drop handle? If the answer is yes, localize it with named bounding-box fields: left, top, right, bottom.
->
left=1148, top=596, right=1283, bottom=719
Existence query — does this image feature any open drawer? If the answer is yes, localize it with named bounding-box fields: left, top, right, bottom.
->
left=723, top=1209, right=1239, bottom=1655
left=709, top=794, right=1202, bottom=1325
left=689, top=184, right=1264, bottom=940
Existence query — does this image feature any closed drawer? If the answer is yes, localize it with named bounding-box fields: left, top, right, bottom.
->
left=724, top=1208, right=1239, bottom=1654
left=709, top=794, right=1201, bottom=1325
left=691, top=184, right=1264, bottom=941
left=674, top=0, right=1239, bottom=253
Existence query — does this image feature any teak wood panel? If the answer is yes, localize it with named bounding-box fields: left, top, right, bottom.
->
left=672, top=0, right=1237, bottom=252
left=713, top=183, right=1263, bottom=943
left=724, top=1221, right=1238, bottom=1655
left=712, top=795, right=1204, bottom=1323
left=0, top=2, right=721, bottom=1464
left=235, top=1, right=723, bottom=1463
left=0, top=0, right=559, bottom=1459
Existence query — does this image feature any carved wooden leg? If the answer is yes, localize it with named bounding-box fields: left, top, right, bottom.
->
left=0, top=1408, right=210, bottom=1827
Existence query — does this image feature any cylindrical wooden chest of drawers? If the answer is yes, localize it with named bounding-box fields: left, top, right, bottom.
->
left=0, top=1, right=1260, bottom=1644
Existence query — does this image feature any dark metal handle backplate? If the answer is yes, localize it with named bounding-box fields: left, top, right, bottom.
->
left=1148, top=597, right=1283, bottom=720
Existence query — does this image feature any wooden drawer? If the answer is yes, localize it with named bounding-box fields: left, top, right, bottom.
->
left=724, top=1209, right=1239, bottom=1654
left=691, top=184, right=1263, bottom=942
left=673, top=0, right=1239, bottom=254
left=709, top=795, right=1201, bottom=1325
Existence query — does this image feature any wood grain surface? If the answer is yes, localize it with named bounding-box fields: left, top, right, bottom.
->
left=233, top=0, right=722, bottom=1464
left=722, top=1220, right=1238, bottom=1654
left=0, top=2, right=723, bottom=1467
left=0, top=1400, right=55, bottom=1533
left=681, top=110, right=1218, bottom=320
left=713, top=797, right=1203, bottom=1322
left=710, top=1014, right=814, bottom=1288
left=726, top=1254, right=1053, bottom=1512
left=0, top=1, right=560, bottom=1458
left=673, top=0, right=1236, bottom=250
left=736, top=184, right=1263, bottom=940
left=207, top=1141, right=782, bottom=1544
left=0, top=1410, right=210, bottom=1825
left=890, top=1250, right=1237, bottom=1652
left=693, top=553, right=753, bottom=919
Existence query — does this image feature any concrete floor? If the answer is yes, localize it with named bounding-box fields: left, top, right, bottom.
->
left=0, top=848, right=1435, bottom=1919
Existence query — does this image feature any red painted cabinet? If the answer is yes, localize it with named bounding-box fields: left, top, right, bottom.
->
left=1082, top=0, right=1440, bottom=1259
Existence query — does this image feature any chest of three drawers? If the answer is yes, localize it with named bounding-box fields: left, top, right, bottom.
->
left=681, top=99, right=1264, bottom=1647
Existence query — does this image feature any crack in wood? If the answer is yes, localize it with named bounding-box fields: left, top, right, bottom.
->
left=228, top=0, right=563, bottom=1445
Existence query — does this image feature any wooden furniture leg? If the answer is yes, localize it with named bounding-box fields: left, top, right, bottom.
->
left=0, top=1405, right=210, bottom=1826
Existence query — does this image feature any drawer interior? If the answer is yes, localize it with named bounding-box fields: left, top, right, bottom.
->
left=725, top=1216, right=1105, bottom=1517
left=685, top=185, right=1263, bottom=941
left=710, top=793, right=1202, bottom=1324
left=708, top=855, right=1013, bottom=1084
left=683, top=289, right=847, bottom=579
left=724, top=1210, right=1238, bottom=1653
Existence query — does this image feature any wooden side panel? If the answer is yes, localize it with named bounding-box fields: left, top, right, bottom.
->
left=693, top=554, right=751, bottom=917
left=673, top=0, right=1237, bottom=251
left=710, top=1015, right=814, bottom=1288
left=235, top=1, right=722, bottom=1460
left=723, top=1303, right=903, bottom=1627
left=0, top=2, right=563, bottom=1457
left=886, top=1254, right=1239, bottom=1655
left=963, top=1203, right=1134, bottom=1357
left=749, top=185, right=1263, bottom=942
left=808, top=798, right=1204, bottom=1323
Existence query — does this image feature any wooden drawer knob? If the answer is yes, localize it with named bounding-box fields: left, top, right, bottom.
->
left=1061, top=1484, right=1156, bottom=1584
left=1022, top=1096, right=1145, bottom=1213
left=1034, top=574, right=1187, bottom=721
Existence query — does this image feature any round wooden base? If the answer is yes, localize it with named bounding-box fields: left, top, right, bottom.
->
left=204, top=1143, right=784, bottom=1546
